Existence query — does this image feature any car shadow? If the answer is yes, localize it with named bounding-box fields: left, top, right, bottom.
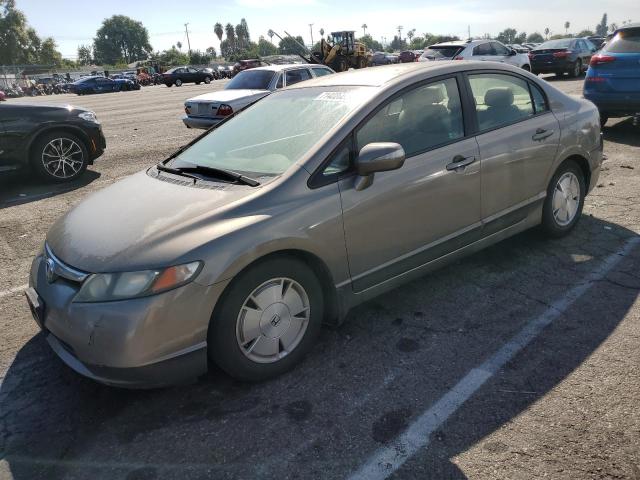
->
left=0, top=215, right=637, bottom=480
left=0, top=170, right=100, bottom=209
left=540, top=73, right=584, bottom=82
left=603, top=117, right=640, bottom=147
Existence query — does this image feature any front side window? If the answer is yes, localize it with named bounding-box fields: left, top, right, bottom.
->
left=492, top=42, right=510, bottom=55
left=286, top=69, right=312, bottom=86
left=174, top=87, right=375, bottom=176
left=468, top=73, right=535, bottom=131
left=530, top=83, right=548, bottom=113
left=312, top=67, right=333, bottom=77
left=473, top=43, right=493, bottom=56
left=356, top=77, right=464, bottom=158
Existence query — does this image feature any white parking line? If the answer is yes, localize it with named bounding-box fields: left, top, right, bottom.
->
left=0, top=285, right=28, bottom=300
left=347, top=236, right=640, bottom=480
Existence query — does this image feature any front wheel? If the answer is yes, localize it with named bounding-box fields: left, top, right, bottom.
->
left=541, top=160, right=585, bottom=237
left=204, top=76, right=211, bottom=84
left=208, top=257, right=323, bottom=381
left=569, top=59, right=582, bottom=78
left=30, top=131, right=88, bottom=183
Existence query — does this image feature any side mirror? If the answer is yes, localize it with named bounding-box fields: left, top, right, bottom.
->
left=354, top=142, right=405, bottom=191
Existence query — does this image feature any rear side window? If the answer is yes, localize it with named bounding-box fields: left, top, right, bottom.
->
left=473, top=43, right=493, bottom=56
left=312, top=67, right=333, bottom=77
left=356, top=77, right=464, bottom=157
left=604, top=28, right=640, bottom=53
left=468, top=73, right=535, bottom=131
left=530, top=83, right=548, bottom=113
left=422, top=46, right=463, bottom=59
left=285, top=69, right=312, bottom=86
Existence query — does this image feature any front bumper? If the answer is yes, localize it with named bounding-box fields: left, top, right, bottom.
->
left=86, top=125, right=106, bottom=161
left=182, top=115, right=222, bottom=130
left=27, top=253, right=228, bottom=388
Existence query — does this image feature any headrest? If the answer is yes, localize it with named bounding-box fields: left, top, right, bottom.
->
left=485, top=87, right=514, bottom=108
left=422, top=86, right=445, bottom=104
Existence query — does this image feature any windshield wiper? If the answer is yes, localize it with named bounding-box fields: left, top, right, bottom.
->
left=173, top=164, right=261, bottom=187
left=156, top=163, right=199, bottom=183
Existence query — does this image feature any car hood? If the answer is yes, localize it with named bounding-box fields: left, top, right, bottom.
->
left=187, top=89, right=269, bottom=103
left=46, top=170, right=269, bottom=273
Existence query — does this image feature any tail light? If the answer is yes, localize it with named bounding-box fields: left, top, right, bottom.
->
left=590, top=54, right=616, bottom=66
left=217, top=104, right=233, bottom=116
left=585, top=76, right=606, bottom=83
left=553, top=50, right=570, bottom=58
left=184, top=105, right=191, bottom=114
left=454, top=56, right=464, bottom=60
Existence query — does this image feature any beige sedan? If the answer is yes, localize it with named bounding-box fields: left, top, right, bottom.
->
left=27, top=61, right=602, bottom=387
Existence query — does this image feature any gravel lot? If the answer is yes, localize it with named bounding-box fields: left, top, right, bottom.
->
left=1, top=75, right=639, bottom=480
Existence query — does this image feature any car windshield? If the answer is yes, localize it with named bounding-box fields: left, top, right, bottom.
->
left=604, top=28, right=640, bottom=53
left=537, top=39, right=573, bottom=49
left=173, top=86, right=375, bottom=176
left=225, top=70, right=276, bottom=90
left=421, top=46, right=463, bottom=59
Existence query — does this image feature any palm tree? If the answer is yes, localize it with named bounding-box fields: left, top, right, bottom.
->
left=225, top=23, right=235, bottom=52
left=319, top=28, right=325, bottom=40
left=544, top=27, right=550, bottom=39
left=396, top=25, right=403, bottom=40
left=361, top=23, right=367, bottom=36
left=564, top=21, right=570, bottom=35
left=176, top=41, right=182, bottom=51
left=268, top=29, right=274, bottom=43
left=214, top=23, right=223, bottom=43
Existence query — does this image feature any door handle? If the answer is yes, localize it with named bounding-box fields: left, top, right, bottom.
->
left=532, top=128, right=554, bottom=141
left=446, top=155, right=476, bottom=171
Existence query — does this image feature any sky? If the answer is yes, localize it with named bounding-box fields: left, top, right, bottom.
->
left=15, top=0, right=638, bottom=58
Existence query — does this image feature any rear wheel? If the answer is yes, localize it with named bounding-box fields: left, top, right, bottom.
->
left=569, top=59, right=582, bottom=78
left=30, top=131, right=88, bottom=183
left=541, top=160, right=585, bottom=237
left=204, top=76, right=211, bottom=84
left=356, top=56, right=367, bottom=69
left=165, top=83, right=172, bottom=87
left=175, top=78, right=183, bottom=87
left=208, top=256, right=323, bottom=381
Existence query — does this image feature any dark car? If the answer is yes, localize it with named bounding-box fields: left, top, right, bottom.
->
left=587, top=36, right=607, bottom=50
left=113, top=78, right=141, bottom=91
left=0, top=103, right=105, bottom=182
left=398, top=50, right=417, bottom=63
left=529, top=38, right=596, bottom=77
left=69, top=76, right=121, bottom=95
left=232, top=59, right=263, bottom=76
left=162, top=66, right=214, bottom=87
left=584, top=23, right=640, bottom=126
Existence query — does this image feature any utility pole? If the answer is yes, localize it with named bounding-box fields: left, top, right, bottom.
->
left=397, top=25, right=403, bottom=40
left=468, top=25, right=471, bottom=40
left=184, top=23, right=192, bottom=56
left=309, top=23, right=314, bottom=48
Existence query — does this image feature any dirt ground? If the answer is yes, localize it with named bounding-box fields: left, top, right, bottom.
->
left=0, top=74, right=639, bottom=480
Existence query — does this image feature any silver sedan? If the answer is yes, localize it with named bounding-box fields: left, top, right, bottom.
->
left=26, top=61, right=602, bottom=387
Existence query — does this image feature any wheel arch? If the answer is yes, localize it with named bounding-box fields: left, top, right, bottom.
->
left=210, top=248, right=341, bottom=329
left=558, top=154, right=592, bottom=192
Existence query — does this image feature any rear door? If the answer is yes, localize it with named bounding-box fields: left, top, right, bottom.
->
left=471, top=42, right=495, bottom=61
left=467, top=71, right=560, bottom=223
left=491, top=42, right=512, bottom=63
left=284, top=68, right=312, bottom=86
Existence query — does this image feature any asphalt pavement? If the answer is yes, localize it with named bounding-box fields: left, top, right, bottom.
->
left=0, top=75, right=639, bottom=480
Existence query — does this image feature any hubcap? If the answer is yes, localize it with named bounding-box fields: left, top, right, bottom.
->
left=552, top=172, right=580, bottom=226
left=236, top=277, right=310, bottom=363
left=41, top=138, right=84, bottom=179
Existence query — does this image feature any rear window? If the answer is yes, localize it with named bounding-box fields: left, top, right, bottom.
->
left=421, top=46, right=463, bottom=59
left=225, top=70, right=275, bottom=90
left=604, top=28, right=640, bottom=53
left=536, top=39, right=573, bottom=50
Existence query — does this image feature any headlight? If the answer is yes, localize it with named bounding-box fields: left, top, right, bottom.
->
left=74, top=261, right=201, bottom=302
left=78, top=111, right=98, bottom=123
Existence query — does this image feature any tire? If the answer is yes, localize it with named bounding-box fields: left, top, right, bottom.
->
left=175, top=79, right=183, bottom=87
left=335, top=56, right=349, bottom=72
left=569, top=59, right=582, bottom=78
left=165, top=83, right=172, bottom=87
left=208, top=256, right=324, bottom=381
left=541, top=160, right=585, bottom=237
left=204, top=76, right=211, bottom=84
left=30, top=130, right=89, bottom=183
left=356, top=56, right=367, bottom=69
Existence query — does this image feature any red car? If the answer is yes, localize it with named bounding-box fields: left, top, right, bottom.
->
left=399, top=51, right=417, bottom=63
left=232, top=59, right=263, bottom=76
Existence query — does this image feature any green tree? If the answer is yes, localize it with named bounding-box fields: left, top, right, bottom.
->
left=526, top=32, right=545, bottom=43
left=409, top=37, right=425, bottom=49
left=564, top=21, right=570, bottom=35
left=157, top=47, right=189, bottom=66
left=39, top=37, right=62, bottom=65
left=577, top=29, right=594, bottom=37
left=258, top=37, right=277, bottom=56
left=176, top=41, right=182, bottom=51
left=77, top=44, right=92, bottom=65
left=189, top=50, right=211, bottom=64
left=596, top=13, right=608, bottom=36
left=544, top=27, right=550, bottom=39
left=515, top=32, right=527, bottom=44
left=278, top=35, right=305, bottom=55
left=496, top=28, right=518, bottom=44
left=205, top=46, right=217, bottom=58
left=389, top=35, right=407, bottom=51
left=357, top=34, right=383, bottom=51
left=225, top=23, right=235, bottom=53
left=93, top=15, right=152, bottom=65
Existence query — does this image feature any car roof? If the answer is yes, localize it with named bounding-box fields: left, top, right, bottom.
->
left=247, top=64, right=330, bottom=73
left=616, top=22, right=640, bottom=31
left=287, top=61, right=519, bottom=89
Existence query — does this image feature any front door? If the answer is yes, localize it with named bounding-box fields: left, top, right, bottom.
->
left=467, top=71, right=560, bottom=223
left=338, top=76, right=482, bottom=292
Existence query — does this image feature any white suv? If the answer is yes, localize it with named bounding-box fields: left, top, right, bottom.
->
left=419, top=39, right=531, bottom=71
